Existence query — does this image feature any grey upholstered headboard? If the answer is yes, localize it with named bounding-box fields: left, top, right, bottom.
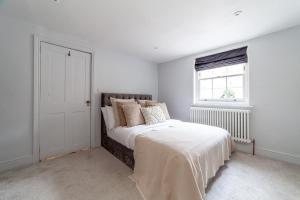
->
left=100, top=93, right=152, bottom=145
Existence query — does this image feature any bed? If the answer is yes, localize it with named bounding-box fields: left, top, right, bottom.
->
left=101, top=93, right=152, bottom=169
left=101, top=93, right=232, bottom=200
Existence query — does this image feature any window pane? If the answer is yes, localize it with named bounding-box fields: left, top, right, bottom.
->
left=227, top=64, right=245, bottom=76
left=227, top=75, right=243, bottom=88
left=213, top=77, right=226, bottom=89
left=213, top=89, right=225, bottom=99
left=200, top=79, right=212, bottom=99
left=200, top=89, right=212, bottom=99
left=199, top=70, right=213, bottom=79
left=212, top=78, right=226, bottom=99
left=230, top=87, right=243, bottom=99
left=200, top=79, right=212, bottom=89
left=199, top=66, right=227, bottom=79
left=199, top=64, right=245, bottom=80
left=212, top=67, right=227, bottom=77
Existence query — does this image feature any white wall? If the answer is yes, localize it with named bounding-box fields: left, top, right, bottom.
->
left=158, top=26, right=300, bottom=165
left=93, top=49, right=158, bottom=146
left=0, top=16, right=158, bottom=172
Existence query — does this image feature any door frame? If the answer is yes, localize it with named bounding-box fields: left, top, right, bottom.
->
left=33, top=34, right=96, bottom=162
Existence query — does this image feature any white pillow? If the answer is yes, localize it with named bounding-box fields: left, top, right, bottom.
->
left=105, top=106, right=116, bottom=130
left=101, top=107, right=109, bottom=130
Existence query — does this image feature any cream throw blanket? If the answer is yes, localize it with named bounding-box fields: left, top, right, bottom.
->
left=131, top=122, right=231, bottom=200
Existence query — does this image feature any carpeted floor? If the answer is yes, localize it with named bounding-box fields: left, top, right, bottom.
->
left=0, top=148, right=299, bottom=200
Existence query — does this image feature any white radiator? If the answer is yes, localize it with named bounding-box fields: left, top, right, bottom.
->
left=190, top=107, right=251, bottom=143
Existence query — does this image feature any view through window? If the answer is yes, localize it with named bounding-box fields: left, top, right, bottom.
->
left=196, top=63, right=246, bottom=101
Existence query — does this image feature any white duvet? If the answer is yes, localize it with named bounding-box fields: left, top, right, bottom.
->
left=108, top=119, right=183, bottom=149
left=131, top=120, right=231, bottom=200
left=109, top=120, right=232, bottom=200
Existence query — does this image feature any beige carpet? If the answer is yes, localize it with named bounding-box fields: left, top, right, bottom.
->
left=0, top=148, right=299, bottom=200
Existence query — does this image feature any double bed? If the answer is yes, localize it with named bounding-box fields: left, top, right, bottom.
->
left=101, top=93, right=152, bottom=169
left=101, top=93, right=232, bottom=200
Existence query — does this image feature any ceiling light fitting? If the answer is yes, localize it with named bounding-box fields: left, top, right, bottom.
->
left=234, top=10, right=243, bottom=16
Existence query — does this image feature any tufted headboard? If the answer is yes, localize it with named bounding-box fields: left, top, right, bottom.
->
left=100, top=93, right=152, bottom=146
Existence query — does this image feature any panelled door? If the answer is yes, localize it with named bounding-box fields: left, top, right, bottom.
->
left=39, top=42, right=91, bottom=160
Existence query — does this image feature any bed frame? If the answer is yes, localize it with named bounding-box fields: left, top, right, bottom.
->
left=101, top=93, right=152, bottom=169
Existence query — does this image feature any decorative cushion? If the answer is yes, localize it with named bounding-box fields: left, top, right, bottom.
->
left=137, top=100, right=157, bottom=107
left=141, top=106, right=166, bottom=125
left=116, top=101, right=137, bottom=126
left=122, top=104, right=145, bottom=127
left=146, top=102, right=170, bottom=120
left=110, top=97, right=135, bottom=127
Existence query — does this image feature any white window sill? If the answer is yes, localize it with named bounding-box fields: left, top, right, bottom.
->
left=192, top=101, right=253, bottom=109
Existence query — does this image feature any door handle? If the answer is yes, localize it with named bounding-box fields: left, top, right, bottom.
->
left=86, top=100, right=91, bottom=106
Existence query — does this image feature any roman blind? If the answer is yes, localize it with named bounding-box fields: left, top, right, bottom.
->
left=195, top=46, right=248, bottom=71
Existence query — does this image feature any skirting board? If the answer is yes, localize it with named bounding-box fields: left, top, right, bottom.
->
left=0, top=155, right=33, bottom=173
left=236, top=143, right=300, bottom=165
left=256, top=148, right=300, bottom=166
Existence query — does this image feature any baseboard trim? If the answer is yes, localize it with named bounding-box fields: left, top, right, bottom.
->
left=0, top=155, right=33, bottom=173
left=256, top=148, right=300, bottom=165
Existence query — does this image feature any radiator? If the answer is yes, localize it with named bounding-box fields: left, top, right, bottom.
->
left=190, top=107, right=251, bottom=143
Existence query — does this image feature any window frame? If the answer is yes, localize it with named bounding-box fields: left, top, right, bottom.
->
left=193, top=63, right=249, bottom=106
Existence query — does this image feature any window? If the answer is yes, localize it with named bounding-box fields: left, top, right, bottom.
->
left=194, top=63, right=249, bottom=104
left=194, top=46, right=249, bottom=105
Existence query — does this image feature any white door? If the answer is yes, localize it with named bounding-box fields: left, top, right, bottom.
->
left=39, top=42, right=91, bottom=160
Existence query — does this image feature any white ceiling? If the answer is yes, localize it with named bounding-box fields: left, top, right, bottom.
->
left=1, top=0, right=300, bottom=63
